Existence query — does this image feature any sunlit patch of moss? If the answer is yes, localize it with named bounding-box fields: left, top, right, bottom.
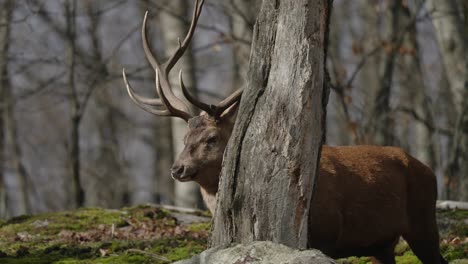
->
left=149, top=238, right=206, bottom=262
left=0, top=208, right=126, bottom=239
left=394, top=240, right=410, bottom=256
left=337, top=256, right=371, bottom=264
left=124, top=205, right=171, bottom=221
left=395, top=251, right=422, bottom=264
left=187, top=222, right=210, bottom=233
left=55, top=254, right=155, bottom=264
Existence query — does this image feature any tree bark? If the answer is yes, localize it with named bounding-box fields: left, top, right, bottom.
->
left=159, top=0, right=203, bottom=208
left=426, top=0, right=468, bottom=200
left=212, top=0, right=331, bottom=248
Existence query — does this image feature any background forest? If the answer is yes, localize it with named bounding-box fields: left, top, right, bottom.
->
left=0, top=0, right=467, bottom=218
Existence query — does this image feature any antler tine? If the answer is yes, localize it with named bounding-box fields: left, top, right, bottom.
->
left=156, top=70, right=192, bottom=121
left=179, top=70, right=213, bottom=114
left=165, top=0, right=205, bottom=73
left=215, top=89, right=243, bottom=115
left=141, top=9, right=193, bottom=119
left=122, top=69, right=171, bottom=116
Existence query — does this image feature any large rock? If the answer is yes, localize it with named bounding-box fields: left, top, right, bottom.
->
left=174, top=241, right=336, bottom=264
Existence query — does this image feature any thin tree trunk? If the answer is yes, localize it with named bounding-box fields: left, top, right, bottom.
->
left=212, top=0, right=332, bottom=248
left=154, top=120, right=174, bottom=204
left=0, top=0, right=14, bottom=218
left=159, top=0, right=202, bottom=208
left=65, top=0, right=84, bottom=207
left=370, top=0, right=403, bottom=146
left=225, top=0, right=260, bottom=92
left=83, top=1, right=128, bottom=208
left=328, top=0, right=352, bottom=145
left=426, top=0, right=468, bottom=200
left=139, top=1, right=175, bottom=205
left=401, top=3, right=436, bottom=168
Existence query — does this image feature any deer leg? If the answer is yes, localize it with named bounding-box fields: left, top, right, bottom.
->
left=403, top=211, right=447, bottom=264
left=403, top=238, right=447, bottom=264
left=371, top=238, right=398, bottom=264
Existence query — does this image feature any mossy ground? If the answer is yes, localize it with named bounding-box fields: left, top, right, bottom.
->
left=0, top=206, right=210, bottom=263
left=0, top=207, right=466, bottom=263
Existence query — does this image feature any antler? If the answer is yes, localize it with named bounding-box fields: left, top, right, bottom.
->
left=123, top=0, right=243, bottom=121
left=179, top=70, right=243, bottom=119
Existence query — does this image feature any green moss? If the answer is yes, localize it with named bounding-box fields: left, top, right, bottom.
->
left=337, top=256, right=371, bottom=264
left=186, top=222, right=210, bottom=232
left=54, top=253, right=154, bottom=264
left=0, top=205, right=212, bottom=263
left=438, top=209, right=468, bottom=220
left=124, top=205, right=171, bottom=221
left=149, top=238, right=206, bottom=262
left=394, top=241, right=410, bottom=256
left=441, top=243, right=468, bottom=262
left=451, top=222, right=468, bottom=237
left=395, top=251, right=421, bottom=264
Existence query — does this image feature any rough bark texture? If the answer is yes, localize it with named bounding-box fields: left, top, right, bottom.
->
left=159, top=0, right=203, bottom=208
left=212, top=0, right=331, bottom=248
left=426, top=0, right=468, bottom=200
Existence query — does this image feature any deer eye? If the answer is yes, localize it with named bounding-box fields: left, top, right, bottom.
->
left=206, top=135, right=218, bottom=145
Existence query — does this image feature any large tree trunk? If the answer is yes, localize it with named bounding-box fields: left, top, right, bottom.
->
left=426, top=0, right=468, bottom=200
left=159, top=0, right=202, bottom=208
left=212, top=0, right=331, bottom=248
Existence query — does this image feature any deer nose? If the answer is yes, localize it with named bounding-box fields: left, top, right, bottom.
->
left=171, top=165, right=184, bottom=178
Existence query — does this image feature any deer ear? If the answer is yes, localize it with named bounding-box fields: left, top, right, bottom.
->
left=219, top=101, right=240, bottom=123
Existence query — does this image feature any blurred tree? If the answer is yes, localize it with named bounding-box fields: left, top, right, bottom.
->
left=159, top=0, right=202, bottom=208
left=83, top=1, right=128, bottom=208
left=369, top=0, right=403, bottom=146
left=140, top=0, right=176, bottom=205
left=397, top=2, right=436, bottom=168
left=0, top=0, right=14, bottom=217
left=225, top=0, right=260, bottom=92
left=2, top=0, right=31, bottom=215
left=64, top=0, right=85, bottom=207
left=427, top=0, right=468, bottom=200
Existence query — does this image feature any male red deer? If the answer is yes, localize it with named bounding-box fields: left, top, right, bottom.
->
left=123, top=1, right=447, bottom=263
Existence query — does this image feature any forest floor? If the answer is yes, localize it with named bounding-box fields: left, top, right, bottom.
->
left=0, top=204, right=466, bottom=264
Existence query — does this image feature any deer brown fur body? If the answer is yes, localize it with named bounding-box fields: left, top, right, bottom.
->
left=123, top=1, right=446, bottom=262
left=173, top=116, right=446, bottom=264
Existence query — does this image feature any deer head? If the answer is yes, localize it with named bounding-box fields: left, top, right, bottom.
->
left=122, top=0, right=242, bottom=194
